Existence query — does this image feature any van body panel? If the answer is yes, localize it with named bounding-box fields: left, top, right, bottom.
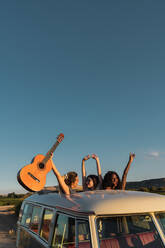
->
left=16, top=190, right=165, bottom=248
left=25, top=190, right=165, bottom=215
left=18, top=226, right=48, bottom=248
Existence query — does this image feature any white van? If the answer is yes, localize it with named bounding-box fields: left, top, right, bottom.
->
left=16, top=189, right=165, bottom=247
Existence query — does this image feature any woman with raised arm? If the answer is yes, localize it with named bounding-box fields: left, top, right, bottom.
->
left=82, top=154, right=102, bottom=191
left=103, top=153, right=135, bottom=190
left=50, top=154, right=79, bottom=195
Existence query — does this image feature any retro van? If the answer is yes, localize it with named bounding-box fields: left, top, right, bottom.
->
left=16, top=189, right=165, bottom=247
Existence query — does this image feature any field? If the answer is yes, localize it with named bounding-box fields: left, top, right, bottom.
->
left=0, top=193, right=26, bottom=247
left=0, top=198, right=21, bottom=207
left=0, top=205, right=17, bottom=248
left=0, top=192, right=31, bottom=216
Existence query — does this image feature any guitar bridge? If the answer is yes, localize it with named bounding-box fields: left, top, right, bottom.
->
left=28, top=172, right=40, bottom=183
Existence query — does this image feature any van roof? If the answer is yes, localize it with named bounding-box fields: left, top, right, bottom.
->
left=25, top=190, right=165, bottom=215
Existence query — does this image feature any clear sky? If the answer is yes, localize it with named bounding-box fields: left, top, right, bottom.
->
left=0, top=1, right=165, bottom=194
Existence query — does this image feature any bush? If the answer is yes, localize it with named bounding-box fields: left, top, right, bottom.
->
left=150, top=186, right=157, bottom=192
left=7, top=192, right=17, bottom=198
left=14, top=200, right=23, bottom=217
left=13, top=193, right=31, bottom=216
left=138, top=187, right=150, bottom=192
left=0, top=192, right=31, bottom=216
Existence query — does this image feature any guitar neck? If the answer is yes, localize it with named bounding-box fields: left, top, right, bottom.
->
left=42, top=141, right=60, bottom=164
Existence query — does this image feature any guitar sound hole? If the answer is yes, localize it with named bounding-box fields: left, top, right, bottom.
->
left=39, top=163, right=45, bottom=169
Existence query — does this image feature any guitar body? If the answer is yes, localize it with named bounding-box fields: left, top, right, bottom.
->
left=17, top=154, right=53, bottom=192
left=17, top=133, right=64, bottom=192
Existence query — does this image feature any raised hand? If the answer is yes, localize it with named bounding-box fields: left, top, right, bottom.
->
left=91, top=154, right=98, bottom=160
left=129, top=153, right=135, bottom=163
left=82, top=155, right=90, bottom=161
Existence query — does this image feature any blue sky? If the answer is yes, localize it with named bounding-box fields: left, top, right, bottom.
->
left=0, top=1, right=165, bottom=194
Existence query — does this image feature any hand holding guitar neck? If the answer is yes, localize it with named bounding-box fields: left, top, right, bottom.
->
left=17, top=133, right=64, bottom=192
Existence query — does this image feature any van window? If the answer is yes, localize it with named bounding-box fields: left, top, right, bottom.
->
left=155, top=212, right=165, bottom=235
left=97, top=215, right=164, bottom=248
left=52, top=213, right=75, bottom=248
left=21, top=203, right=33, bottom=227
left=78, top=220, right=91, bottom=248
left=40, top=209, right=53, bottom=241
left=29, top=205, right=42, bottom=233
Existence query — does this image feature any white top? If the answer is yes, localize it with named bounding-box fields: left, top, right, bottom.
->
left=25, top=190, right=165, bottom=215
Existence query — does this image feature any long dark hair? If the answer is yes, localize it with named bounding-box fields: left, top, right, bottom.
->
left=103, top=171, right=121, bottom=189
left=86, top=174, right=99, bottom=190
left=64, top=171, right=78, bottom=187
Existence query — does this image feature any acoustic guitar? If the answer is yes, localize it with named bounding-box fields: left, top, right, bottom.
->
left=17, top=133, right=64, bottom=192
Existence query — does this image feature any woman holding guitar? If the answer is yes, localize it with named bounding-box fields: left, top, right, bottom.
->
left=50, top=153, right=79, bottom=195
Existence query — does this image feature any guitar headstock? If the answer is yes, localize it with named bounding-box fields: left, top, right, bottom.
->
left=56, top=133, right=64, bottom=143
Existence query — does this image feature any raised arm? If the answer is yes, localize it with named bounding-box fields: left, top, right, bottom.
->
left=50, top=155, right=70, bottom=195
left=91, top=154, right=103, bottom=187
left=121, top=153, right=135, bottom=190
left=82, top=155, right=90, bottom=191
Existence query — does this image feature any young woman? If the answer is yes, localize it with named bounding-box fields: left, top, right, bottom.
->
left=50, top=154, right=79, bottom=195
left=103, top=153, right=135, bottom=190
left=82, top=154, right=102, bottom=191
